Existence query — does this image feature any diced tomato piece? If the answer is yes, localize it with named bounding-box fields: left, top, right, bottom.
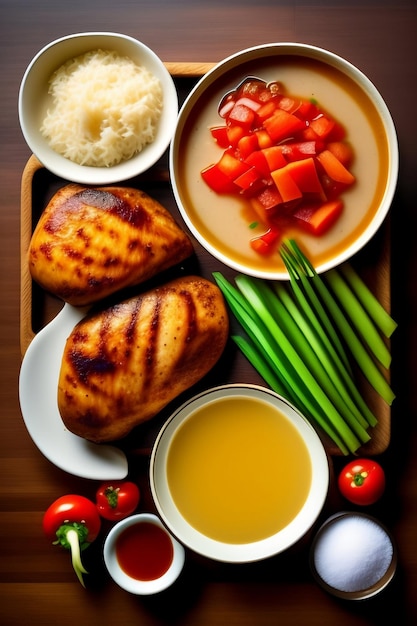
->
left=233, top=166, right=264, bottom=195
left=309, top=115, right=335, bottom=139
left=278, top=96, right=300, bottom=113
left=271, top=167, right=303, bottom=203
left=217, top=149, right=250, bottom=180
left=300, top=126, right=320, bottom=141
left=256, top=185, right=282, bottom=210
left=228, top=103, right=256, bottom=130
left=244, top=150, right=270, bottom=178
left=263, top=109, right=306, bottom=143
left=255, top=100, right=277, bottom=124
left=237, top=133, right=259, bottom=159
left=316, top=149, right=355, bottom=185
left=261, top=146, right=287, bottom=172
left=319, top=174, right=348, bottom=200
left=255, top=129, right=274, bottom=149
left=240, top=80, right=270, bottom=103
left=254, top=185, right=283, bottom=210
left=210, top=126, right=230, bottom=148
left=296, top=100, right=320, bottom=121
left=327, top=122, right=346, bottom=141
left=201, top=163, right=238, bottom=194
left=226, top=124, right=246, bottom=147
left=327, top=141, right=354, bottom=167
left=285, top=157, right=324, bottom=195
left=257, top=87, right=275, bottom=103
left=250, top=186, right=283, bottom=223
left=250, top=226, right=281, bottom=255
left=219, top=98, right=235, bottom=119
left=292, top=200, right=343, bottom=235
left=234, top=97, right=262, bottom=112
left=280, top=141, right=323, bottom=162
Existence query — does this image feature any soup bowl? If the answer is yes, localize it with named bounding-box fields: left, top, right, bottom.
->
left=170, top=42, right=398, bottom=279
left=103, top=513, right=185, bottom=594
left=18, top=32, right=178, bottom=185
left=150, top=384, right=329, bottom=563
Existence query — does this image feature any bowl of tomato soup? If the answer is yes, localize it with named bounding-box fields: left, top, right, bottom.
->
left=150, top=384, right=329, bottom=563
left=103, top=513, right=185, bottom=594
left=170, top=43, right=398, bottom=279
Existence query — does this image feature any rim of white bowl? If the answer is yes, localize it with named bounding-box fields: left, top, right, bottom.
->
left=103, top=512, right=185, bottom=595
left=18, top=32, right=178, bottom=185
left=150, top=384, right=329, bottom=563
left=170, top=42, right=399, bottom=279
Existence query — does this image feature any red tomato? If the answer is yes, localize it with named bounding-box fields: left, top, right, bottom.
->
left=96, top=481, right=140, bottom=520
left=43, top=494, right=101, bottom=543
left=43, top=494, right=101, bottom=587
left=338, top=458, right=386, bottom=505
left=250, top=226, right=281, bottom=255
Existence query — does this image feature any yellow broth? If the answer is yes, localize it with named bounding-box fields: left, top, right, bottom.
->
left=176, top=55, right=390, bottom=273
left=166, top=396, right=312, bottom=544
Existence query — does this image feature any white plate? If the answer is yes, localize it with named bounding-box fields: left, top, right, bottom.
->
left=19, top=304, right=128, bottom=479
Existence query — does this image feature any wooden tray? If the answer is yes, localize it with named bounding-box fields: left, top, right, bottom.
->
left=20, top=62, right=392, bottom=456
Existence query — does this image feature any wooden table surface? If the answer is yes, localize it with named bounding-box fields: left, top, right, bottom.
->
left=1, top=1, right=416, bottom=624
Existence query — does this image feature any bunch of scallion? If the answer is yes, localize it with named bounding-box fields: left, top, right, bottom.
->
left=213, top=239, right=397, bottom=455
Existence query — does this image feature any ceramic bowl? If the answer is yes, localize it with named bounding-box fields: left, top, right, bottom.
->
left=150, top=384, right=329, bottom=563
left=170, top=42, right=398, bottom=279
left=18, top=32, right=178, bottom=184
left=103, top=513, right=185, bottom=594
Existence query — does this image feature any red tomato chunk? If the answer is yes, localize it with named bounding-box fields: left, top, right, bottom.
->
left=201, top=77, right=356, bottom=255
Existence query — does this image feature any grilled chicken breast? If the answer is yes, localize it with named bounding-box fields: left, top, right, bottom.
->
left=28, top=184, right=194, bottom=306
left=57, top=276, right=229, bottom=442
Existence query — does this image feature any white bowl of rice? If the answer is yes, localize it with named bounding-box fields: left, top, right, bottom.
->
left=18, top=32, right=178, bottom=184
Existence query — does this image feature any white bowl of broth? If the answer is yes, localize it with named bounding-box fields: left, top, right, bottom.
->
left=169, top=43, right=398, bottom=279
left=150, top=384, right=329, bottom=563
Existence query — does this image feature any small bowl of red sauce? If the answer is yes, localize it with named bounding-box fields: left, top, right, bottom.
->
left=103, top=513, right=185, bottom=594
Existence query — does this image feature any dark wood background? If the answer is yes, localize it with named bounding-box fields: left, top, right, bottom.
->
left=1, top=1, right=416, bottom=624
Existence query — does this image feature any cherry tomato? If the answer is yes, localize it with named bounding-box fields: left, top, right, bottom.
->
left=43, top=494, right=101, bottom=542
left=338, top=458, right=386, bottom=505
left=96, top=481, right=140, bottom=521
left=43, top=495, right=101, bottom=586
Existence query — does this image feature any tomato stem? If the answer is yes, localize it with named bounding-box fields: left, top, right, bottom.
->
left=104, top=486, right=120, bottom=509
left=53, top=523, right=90, bottom=587
left=353, top=472, right=367, bottom=487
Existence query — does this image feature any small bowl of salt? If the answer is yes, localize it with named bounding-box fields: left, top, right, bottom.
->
left=310, top=512, right=397, bottom=600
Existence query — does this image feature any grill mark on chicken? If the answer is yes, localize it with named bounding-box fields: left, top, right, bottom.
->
left=44, top=188, right=151, bottom=236
left=180, top=288, right=197, bottom=344
left=68, top=315, right=114, bottom=389
left=142, top=294, right=161, bottom=395
left=69, top=350, right=116, bottom=385
left=68, top=299, right=142, bottom=385
left=124, top=298, right=141, bottom=349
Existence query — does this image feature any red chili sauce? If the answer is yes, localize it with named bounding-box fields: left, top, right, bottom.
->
left=115, top=521, right=174, bottom=581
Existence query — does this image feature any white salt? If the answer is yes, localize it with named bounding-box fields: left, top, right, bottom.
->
left=313, top=515, right=393, bottom=593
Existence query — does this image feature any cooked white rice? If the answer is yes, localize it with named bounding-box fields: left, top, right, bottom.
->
left=40, top=49, right=163, bottom=167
